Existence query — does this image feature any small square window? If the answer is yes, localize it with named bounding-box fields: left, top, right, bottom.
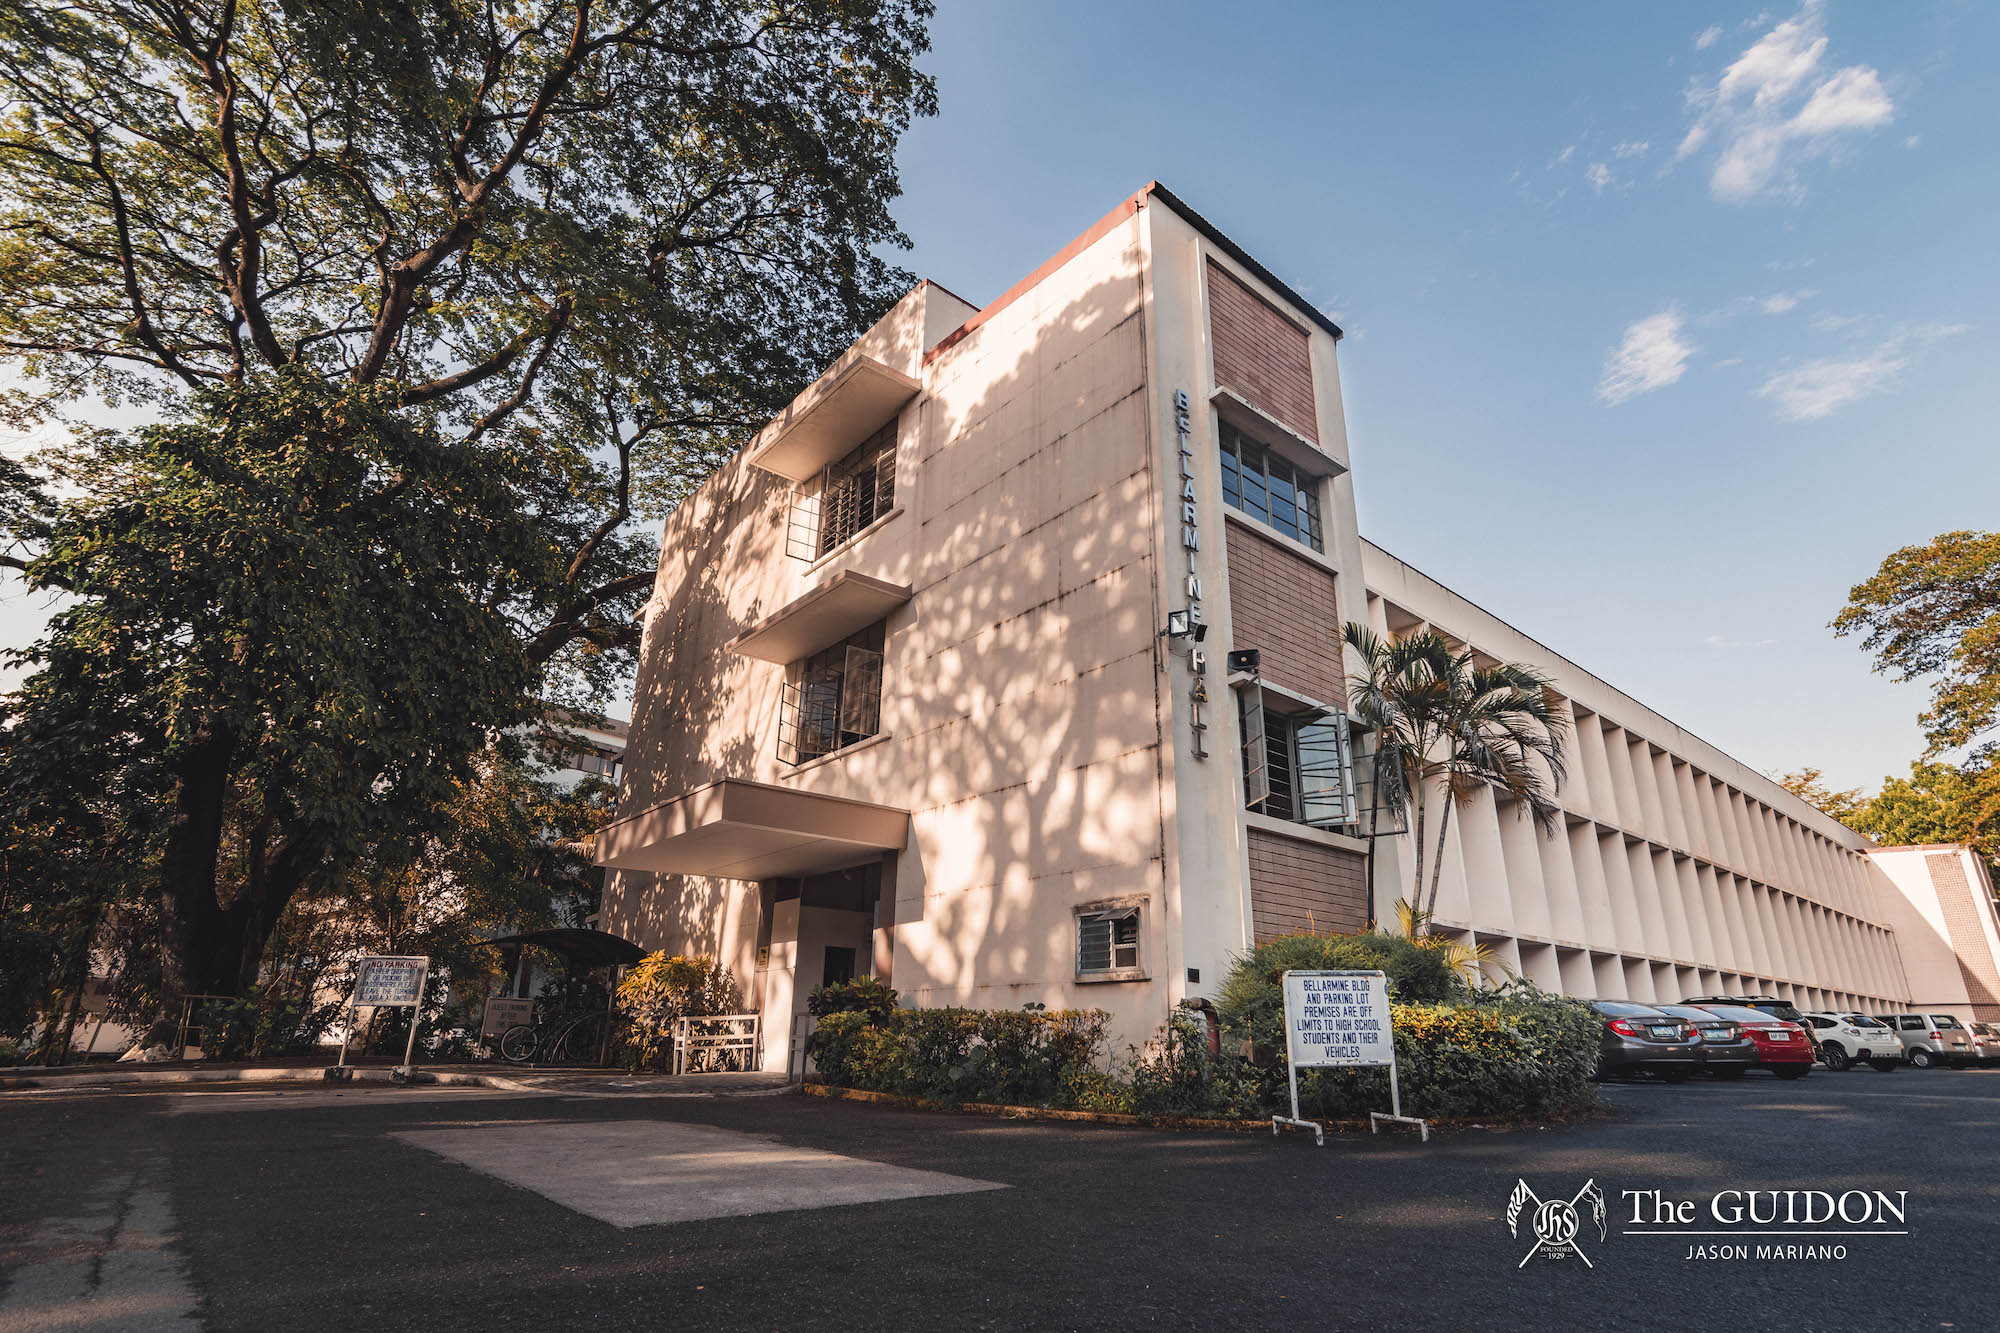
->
left=1076, top=906, right=1143, bottom=979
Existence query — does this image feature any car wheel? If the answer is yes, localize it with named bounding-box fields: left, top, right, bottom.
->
left=1774, top=1066, right=1810, bottom=1080
left=1821, top=1044, right=1851, bottom=1072
left=1910, top=1048, right=1934, bottom=1069
left=1869, top=1059, right=1900, bottom=1072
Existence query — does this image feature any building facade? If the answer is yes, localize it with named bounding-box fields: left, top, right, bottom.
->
left=599, top=182, right=1985, bottom=1067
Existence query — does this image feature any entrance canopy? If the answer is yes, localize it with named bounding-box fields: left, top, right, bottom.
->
left=596, top=777, right=908, bottom=881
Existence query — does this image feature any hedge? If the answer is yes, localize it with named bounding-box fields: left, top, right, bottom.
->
left=805, top=932, right=1602, bottom=1124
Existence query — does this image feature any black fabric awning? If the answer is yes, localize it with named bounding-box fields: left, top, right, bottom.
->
left=479, top=928, right=646, bottom=970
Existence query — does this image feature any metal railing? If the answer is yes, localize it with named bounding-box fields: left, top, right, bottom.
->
left=672, top=1013, right=761, bottom=1074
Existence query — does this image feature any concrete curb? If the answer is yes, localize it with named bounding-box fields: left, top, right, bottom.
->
left=0, top=1065, right=799, bottom=1097
left=800, top=1081, right=1608, bottom=1135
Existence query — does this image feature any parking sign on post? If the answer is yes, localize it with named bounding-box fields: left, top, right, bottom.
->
left=1272, top=969, right=1429, bottom=1146
left=331, top=955, right=430, bottom=1081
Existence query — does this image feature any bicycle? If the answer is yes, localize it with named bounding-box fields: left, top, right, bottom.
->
left=496, top=1006, right=610, bottom=1065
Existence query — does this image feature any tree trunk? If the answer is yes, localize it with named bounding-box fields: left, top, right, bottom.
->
left=156, top=722, right=242, bottom=1013
left=1408, top=783, right=1427, bottom=913
left=1421, top=795, right=1456, bottom=924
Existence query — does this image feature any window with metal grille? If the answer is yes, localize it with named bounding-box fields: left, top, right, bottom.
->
left=786, top=423, right=898, bottom=561
left=778, top=621, right=886, bottom=765
left=1238, top=684, right=1356, bottom=827
left=1219, top=420, right=1323, bottom=551
left=1077, top=907, right=1140, bottom=976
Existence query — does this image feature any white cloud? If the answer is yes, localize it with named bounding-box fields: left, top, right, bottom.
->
left=1904, top=134, right=1921, bottom=149
left=1757, top=288, right=1815, bottom=314
left=1809, top=311, right=1861, bottom=332
left=1598, top=310, right=1694, bottom=405
left=1676, top=1, right=1896, bottom=203
left=1756, top=322, right=1967, bottom=420
left=1695, top=25, right=1724, bottom=50
left=1585, top=162, right=1616, bottom=194
left=1715, top=357, right=1744, bottom=368
left=1612, top=139, right=1651, bottom=159
left=1550, top=145, right=1576, bottom=168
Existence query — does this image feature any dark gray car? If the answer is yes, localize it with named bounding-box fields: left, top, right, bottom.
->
left=1589, top=1001, right=1702, bottom=1082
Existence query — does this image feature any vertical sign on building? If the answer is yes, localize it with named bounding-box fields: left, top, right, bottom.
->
left=1174, top=390, right=1208, bottom=759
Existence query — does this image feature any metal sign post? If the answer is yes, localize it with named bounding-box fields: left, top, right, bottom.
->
left=1271, top=968, right=1429, bottom=1146
left=328, top=955, right=430, bottom=1082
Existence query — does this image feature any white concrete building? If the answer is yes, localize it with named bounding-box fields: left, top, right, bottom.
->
left=598, top=182, right=1996, bottom=1065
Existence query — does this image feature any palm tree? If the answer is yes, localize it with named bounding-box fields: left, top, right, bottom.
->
left=1343, top=623, right=1572, bottom=928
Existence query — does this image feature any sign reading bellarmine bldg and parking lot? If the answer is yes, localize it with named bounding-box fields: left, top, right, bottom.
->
left=1284, top=971, right=1391, bottom=1067
left=1273, top=968, right=1428, bottom=1145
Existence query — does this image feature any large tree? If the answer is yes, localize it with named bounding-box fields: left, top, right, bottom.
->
left=0, top=0, right=936, bottom=1014
left=1834, top=530, right=2000, bottom=760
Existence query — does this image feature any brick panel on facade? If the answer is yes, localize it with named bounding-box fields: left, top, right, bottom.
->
left=1207, top=259, right=1319, bottom=444
left=1247, top=828, right=1367, bottom=940
left=1925, top=853, right=2000, bottom=1020
left=1225, top=521, right=1344, bottom=706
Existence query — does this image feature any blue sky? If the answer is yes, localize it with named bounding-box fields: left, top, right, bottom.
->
left=1, top=3, right=1991, bottom=797
left=887, top=0, right=1998, bottom=795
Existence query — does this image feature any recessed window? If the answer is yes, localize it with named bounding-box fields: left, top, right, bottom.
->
left=787, top=423, right=897, bottom=561
left=1239, top=686, right=1356, bottom=827
left=1076, top=905, right=1142, bottom=978
left=778, top=621, right=886, bottom=765
left=1219, top=421, right=1323, bottom=551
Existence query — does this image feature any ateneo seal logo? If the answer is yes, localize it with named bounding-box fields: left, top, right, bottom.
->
left=1508, top=1178, right=1607, bottom=1268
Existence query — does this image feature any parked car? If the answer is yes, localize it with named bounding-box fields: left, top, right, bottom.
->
left=1887, top=1013, right=1977, bottom=1068
left=1685, top=1003, right=1814, bottom=1078
left=1967, top=1021, right=2000, bottom=1066
left=1649, top=1004, right=1759, bottom=1078
left=1800, top=1012, right=1902, bottom=1072
left=1683, top=995, right=1820, bottom=1060
left=1588, top=1001, right=1702, bottom=1081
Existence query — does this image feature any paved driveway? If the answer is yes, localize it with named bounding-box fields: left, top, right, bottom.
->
left=3, top=1070, right=1997, bottom=1330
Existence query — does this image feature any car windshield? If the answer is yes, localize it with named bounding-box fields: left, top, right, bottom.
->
left=1593, top=1002, right=1666, bottom=1017
left=1651, top=1005, right=1717, bottom=1022
left=1844, top=1015, right=1888, bottom=1028
left=1935, top=1016, right=1963, bottom=1029
left=1692, top=1005, right=1775, bottom=1024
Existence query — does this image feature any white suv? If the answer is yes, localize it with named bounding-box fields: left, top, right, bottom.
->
left=1801, top=1012, right=1903, bottom=1072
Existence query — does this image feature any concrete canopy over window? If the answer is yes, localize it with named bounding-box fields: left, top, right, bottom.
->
left=596, top=777, right=908, bottom=881
left=724, top=570, right=911, bottom=664
left=744, top=354, right=919, bottom=482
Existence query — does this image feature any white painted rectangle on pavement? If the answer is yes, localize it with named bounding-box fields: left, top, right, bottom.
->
left=393, top=1120, right=1005, bottom=1227
left=1283, top=970, right=1393, bottom=1068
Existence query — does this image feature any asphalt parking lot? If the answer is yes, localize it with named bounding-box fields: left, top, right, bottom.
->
left=2, top=1069, right=1996, bottom=1332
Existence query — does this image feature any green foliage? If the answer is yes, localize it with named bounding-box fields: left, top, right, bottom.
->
left=807, top=1006, right=1116, bottom=1109
left=193, top=987, right=309, bottom=1062
left=1126, top=1011, right=1265, bottom=1119
left=0, top=0, right=937, bottom=1020
left=1775, top=768, right=1869, bottom=826
left=807, top=975, right=899, bottom=1022
left=1835, top=530, right=2000, bottom=758
left=614, top=953, right=739, bottom=1071
left=1217, top=930, right=1464, bottom=1061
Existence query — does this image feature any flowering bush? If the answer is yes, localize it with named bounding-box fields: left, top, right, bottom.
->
left=614, top=953, right=738, bottom=1071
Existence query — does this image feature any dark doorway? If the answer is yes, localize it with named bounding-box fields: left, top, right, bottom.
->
left=822, top=946, right=857, bottom=988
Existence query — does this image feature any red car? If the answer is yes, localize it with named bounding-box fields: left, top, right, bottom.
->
left=1688, top=1004, right=1813, bottom=1079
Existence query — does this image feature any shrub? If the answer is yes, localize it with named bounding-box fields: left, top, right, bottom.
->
left=807, top=975, right=898, bottom=1022
left=1126, top=1011, right=1266, bottom=1119
left=614, top=953, right=738, bottom=1071
left=805, top=1005, right=1115, bottom=1109
left=193, top=988, right=308, bottom=1060
left=1217, top=930, right=1463, bottom=1061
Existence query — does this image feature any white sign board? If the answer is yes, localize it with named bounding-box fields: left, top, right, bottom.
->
left=353, top=956, right=428, bottom=1008
left=1283, top=970, right=1393, bottom=1068
left=481, top=997, right=534, bottom=1040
